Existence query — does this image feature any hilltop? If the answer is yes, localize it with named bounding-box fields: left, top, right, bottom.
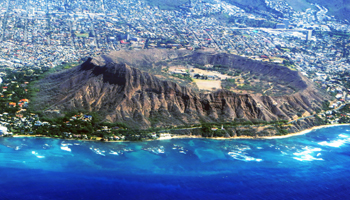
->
left=31, top=50, right=330, bottom=129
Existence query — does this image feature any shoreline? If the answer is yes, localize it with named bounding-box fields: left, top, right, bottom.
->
left=262, top=124, right=350, bottom=139
left=169, top=123, right=350, bottom=140
left=10, top=123, right=350, bottom=142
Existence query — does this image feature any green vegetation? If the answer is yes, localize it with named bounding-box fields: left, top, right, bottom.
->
left=274, top=125, right=289, bottom=136
left=198, top=119, right=289, bottom=137
left=333, top=104, right=350, bottom=124
left=27, top=62, right=80, bottom=101
left=0, top=64, right=295, bottom=140
left=76, top=33, right=89, bottom=38
left=170, top=73, right=193, bottom=82
left=321, top=100, right=330, bottom=111
left=39, top=62, right=79, bottom=78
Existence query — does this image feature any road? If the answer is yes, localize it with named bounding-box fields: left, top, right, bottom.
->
left=203, top=29, right=221, bottom=50
left=88, top=14, right=99, bottom=49
left=1, top=0, right=10, bottom=41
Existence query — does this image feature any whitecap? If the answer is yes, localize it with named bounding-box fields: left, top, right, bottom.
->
left=318, top=140, right=346, bottom=147
left=293, top=147, right=323, bottom=161
left=90, top=147, right=105, bottom=156
left=109, top=151, right=119, bottom=155
left=339, top=134, right=349, bottom=138
left=293, top=155, right=323, bottom=161
left=32, top=151, right=45, bottom=158
left=228, top=152, right=262, bottom=162
left=61, top=146, right=71, bottom=152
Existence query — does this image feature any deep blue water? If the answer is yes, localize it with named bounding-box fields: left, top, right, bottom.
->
left=2, top=126, right=350, bottom=199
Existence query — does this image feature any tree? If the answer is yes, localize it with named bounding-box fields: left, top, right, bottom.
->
left=201, top=123, right=213, bottom=137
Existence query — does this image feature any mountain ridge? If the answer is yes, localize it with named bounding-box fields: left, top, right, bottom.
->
left=32, top=50, right=330, bottom=129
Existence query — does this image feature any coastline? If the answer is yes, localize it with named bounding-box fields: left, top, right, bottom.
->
left=263, top=124, right=350, bottom=139
left=10, top=123, right=350, bottom=142
left=171, top=124, right=350, bottom=140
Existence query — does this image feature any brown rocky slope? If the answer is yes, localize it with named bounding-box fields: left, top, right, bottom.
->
left=32, top=51, right=330, bottom=129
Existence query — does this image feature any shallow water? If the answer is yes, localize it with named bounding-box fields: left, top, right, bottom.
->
left=1, top=126, right=350, bottom=199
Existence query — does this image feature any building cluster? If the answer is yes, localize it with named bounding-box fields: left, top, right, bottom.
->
left=0, top=1, right=349, bottom=121
left=0, top=0, right=347, bottom=78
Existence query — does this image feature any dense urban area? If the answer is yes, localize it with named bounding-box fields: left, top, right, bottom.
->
left=1, top=0, right=350, bottom=140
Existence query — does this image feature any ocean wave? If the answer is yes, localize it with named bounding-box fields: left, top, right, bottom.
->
left=142, top=146, right=165, bottom=155
left=109, top=150, right=119, bottom=155
left=90, top=147, right=106, bottom=156
left=293, top=147, right=323, bottom=161
left=60, top=145, right=71, bottom=152
left=339, top=134, right=349, bottom=138
left=317, top=134, right=350, bottom=148
left=228, top=152, right=262, bottom=162
left=60, top=142, right=73, bottom=152
left=32, top=151, right=45, bottom=159
left=172, top=144, right=188, bottom=154
left=318, top=137, right=350, bottom=147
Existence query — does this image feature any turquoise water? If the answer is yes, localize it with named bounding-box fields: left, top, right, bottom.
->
left=1, top=126, right=350, bottom=199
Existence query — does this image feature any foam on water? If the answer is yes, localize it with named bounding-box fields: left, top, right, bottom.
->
left=109, top=150, right=119, bottom=155
left=228, top=151, right=263, bottom=162
left=90, top=147, right=106, bottom=156
left=31, top=151, right=45, bottom=159
left=316, top=133, right=350, bottom=147
left=318, top=139, right=349, bottom=147
left=293, top=147, right=323, bottom=161
left=60, top=146, right=71, bottom=152
left=2, top=125, right=350, bottom=199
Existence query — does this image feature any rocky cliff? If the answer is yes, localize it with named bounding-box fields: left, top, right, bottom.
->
left=33, top=51, right=330, bottom=129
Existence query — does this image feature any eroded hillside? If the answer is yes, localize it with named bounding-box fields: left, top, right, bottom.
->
left=31, top=50, right=330, bottom=129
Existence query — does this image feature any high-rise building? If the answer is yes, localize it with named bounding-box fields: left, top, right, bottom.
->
left=306, top=30, right=312, bottom=41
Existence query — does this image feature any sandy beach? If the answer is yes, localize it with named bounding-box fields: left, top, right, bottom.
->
left=171, top=124, right=350, bottom=140
left=263, top=124, right=350, bottom=139
left=10, top=124, right=350, bottom=142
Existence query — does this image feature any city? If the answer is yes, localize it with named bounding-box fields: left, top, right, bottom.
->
left=0, top=0, right=349, bottom=139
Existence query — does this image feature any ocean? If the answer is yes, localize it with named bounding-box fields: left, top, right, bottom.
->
left=1, top=125, right=350, bottom=199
